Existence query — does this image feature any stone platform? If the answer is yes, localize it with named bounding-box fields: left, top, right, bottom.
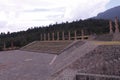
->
left=0, top=50, right=55, bottom=80
left=1, top=41, right=120, bottom=80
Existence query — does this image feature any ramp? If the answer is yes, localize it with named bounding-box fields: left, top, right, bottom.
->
left=51, top=41, right=98, bottom=76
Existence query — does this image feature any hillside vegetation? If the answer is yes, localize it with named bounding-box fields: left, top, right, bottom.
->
left=0, top=19, right=115, bottom=50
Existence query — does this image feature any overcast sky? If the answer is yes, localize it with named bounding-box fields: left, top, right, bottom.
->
left=0, top=0, right=119, bottom=33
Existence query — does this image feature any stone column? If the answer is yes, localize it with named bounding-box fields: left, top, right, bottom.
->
left=57, top=32, right=59, bottom=40
left=52, top=32, right=55, bottom=41
left=115, top=17, right=119, bottom=33
left=109, top=20, right=113, bottom=34
left=3, top=42, right=6, bottom=50
left=44, top=33, right=46, bottom=41
left=40, top=34, right=43, bottom=41
left=48, top=33, right=50, bottom=41
left=62, top=31, right=65, bottom=40
left=81, top=29, right=84, bottom=40
left=74, top=30, right=77, bottom=40
left=68, top=31, right=71, bottom=40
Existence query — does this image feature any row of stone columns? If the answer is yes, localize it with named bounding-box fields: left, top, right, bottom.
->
left=109, top=17, right=119, bottom=34
left=40, top=30, right=84, bottom=41
left=3, top=42, right=6, bottom=50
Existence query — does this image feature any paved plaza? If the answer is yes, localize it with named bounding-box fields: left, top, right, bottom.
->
left=0, top=50, right=55, bottom=80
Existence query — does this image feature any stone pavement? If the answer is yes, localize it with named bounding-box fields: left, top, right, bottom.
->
left=0, top=50, right=55, bottom=80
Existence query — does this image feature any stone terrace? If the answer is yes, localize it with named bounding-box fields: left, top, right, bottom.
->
left=1, top=41, right=120, bottom=80
left=20, top=41, right=73, bottom=54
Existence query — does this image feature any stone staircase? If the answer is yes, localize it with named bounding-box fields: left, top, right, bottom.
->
left=20, top=41, right=73, bottom=54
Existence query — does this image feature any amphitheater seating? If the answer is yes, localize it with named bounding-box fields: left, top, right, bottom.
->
left=20, top=41, right=73, bottom=54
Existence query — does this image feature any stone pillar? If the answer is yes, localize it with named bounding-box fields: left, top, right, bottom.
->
left=115, top=17, right=119, bottom=33
left=48, top=33, right=50, bottom=41
left=68, top=31, right=71, bottom=40
left=57, top=32, right=59, bottom=40
left=3, top=42, right=6, bottom=50
left=74, top=30, right=77, bottom=40
left=81, top=29, right=84, bottom=40
left=52, top=32, right=55, bottom=41
left=40, top=34, right=43, bottom=41
left=44, top=33, right=46, bottom=41
left=62, top=31, right=65, bottom=40
left=109, top=20, right=113, bottom=34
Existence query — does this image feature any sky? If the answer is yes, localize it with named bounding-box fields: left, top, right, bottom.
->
left=0, top=0, right=120, bottom=33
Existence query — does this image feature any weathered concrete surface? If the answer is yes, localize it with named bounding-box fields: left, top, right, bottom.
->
left=0, top=50, right=55, bottom=80
left=50, top=41, right=98, bottom=80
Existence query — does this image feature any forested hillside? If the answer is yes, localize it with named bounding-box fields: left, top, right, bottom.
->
left=0, top=19, right=113, bottom=50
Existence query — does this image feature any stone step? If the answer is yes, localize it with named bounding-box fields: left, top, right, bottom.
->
left=20, top=41, right=73, bottom=54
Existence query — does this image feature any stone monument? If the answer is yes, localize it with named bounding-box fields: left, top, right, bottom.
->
left=48, top=33, right=50, bottom=41
left=113, top=17, right=120, bottom=41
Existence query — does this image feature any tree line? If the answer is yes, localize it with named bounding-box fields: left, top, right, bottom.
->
left=0, top=18, right=116, bottom=50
